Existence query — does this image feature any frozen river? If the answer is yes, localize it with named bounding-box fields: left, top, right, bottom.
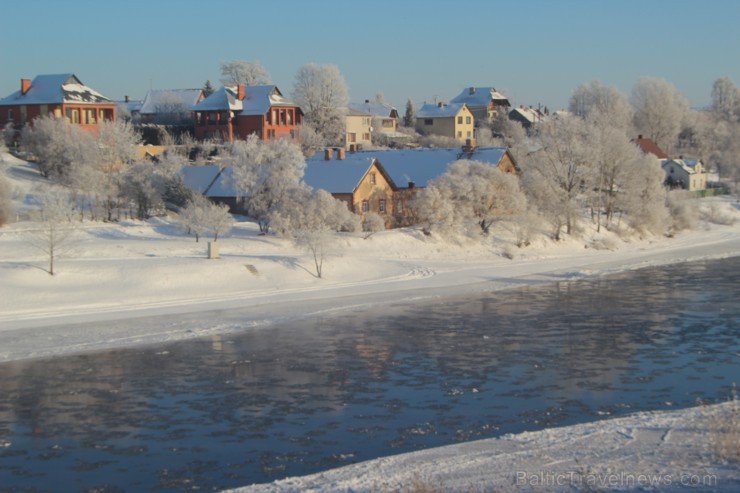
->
left=0, top=257, right=738, bottom=492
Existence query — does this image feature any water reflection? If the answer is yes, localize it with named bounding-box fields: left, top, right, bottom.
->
left=0, top=258, right=738, bottom=491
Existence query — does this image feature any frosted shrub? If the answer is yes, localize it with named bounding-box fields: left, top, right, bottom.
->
left=362, top=212, right=386, bottom=238
left=0, top=172, right=13, bottom=226
left=700, top=202, right=737, bottom=226
left=666, top=190, right=698, bottom=232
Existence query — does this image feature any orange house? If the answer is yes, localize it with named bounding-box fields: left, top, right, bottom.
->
left=0, top=74, right=116, bottom=135
left=192, top=85, right=303, bottom=143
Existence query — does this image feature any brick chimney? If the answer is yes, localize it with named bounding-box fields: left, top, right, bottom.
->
left=469, top=87, right=475, bottom=95
left=21, top=79, right=32, bottom=95
left=124, top=95, right=130, bottom=103
left=324, top=148, right=333, bottom=160
left=237, top=84, right=246, bottom=100
left=337, top=147, right=345, bottom=160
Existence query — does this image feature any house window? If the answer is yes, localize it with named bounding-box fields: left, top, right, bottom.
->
left=348, top=132, right=356, bottom=143
left=20, top=105, right=27, bottom=122
left=457, top=131, right=462, bottom=138
left=363, top=133, right=370, bottom=141
left=66, top=108, right=80, bottom=124
left=467, top=131, right=471, bottom=137
left=7, top=109, right=13, bottom=121
left=287, top=110, right=292, bottom=124
left=379, top=199, right=386, bottom=214
left=362, top=200, right=369, bottom=213
left=395, top=199, right=403, bottom=214
left=219, top=112, right=229, bottom=124
left=424, top=119, right=433, bottom=125
left=466, top=116, right=471, bottom=124
left=207, top=112, right=217, bottom=125
left=83, top=108, right=96, bottom=124
left=382, top=119, right=393, bottom=128
left=369, top=173, right=376, bottom=185
left=457, top=116, right=463, bottom=124
left=40, top=104, right=48, bottom=116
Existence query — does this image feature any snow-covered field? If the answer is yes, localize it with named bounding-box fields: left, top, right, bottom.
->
left=2, top=149, right=739, bottom=491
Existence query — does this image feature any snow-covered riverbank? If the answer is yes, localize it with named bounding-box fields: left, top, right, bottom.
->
left=2, top=150, right=740, bottom=363
left=227, top=401, right=739, bottom=492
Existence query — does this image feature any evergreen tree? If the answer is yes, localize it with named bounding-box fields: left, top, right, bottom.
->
left=403, top=98, right=416, bottom=127
left=203, top=80, right=215, bottom=97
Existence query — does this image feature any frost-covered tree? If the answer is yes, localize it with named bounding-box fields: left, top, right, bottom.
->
left=152, top=92, right=192, bottom=125
left=27, top=188, right=78, bottom=275
left=413, top=160, right=526, bottom=237
left=272, top=188, right=358, bottom=278
left=219, top=60, right=271, bottom=87
left=228, top=135, right=307, bottom=233
left=710, top=76, right=740, bottom=122
left=180, top=194, right=234, bottom=242
left=297, top=119, right=327, bottom=156
left=292, top=63, right=349, bottom=146
left=569, top=80, right=633, bottom=132
left=631, top=77, right=690, bottom=154
left=520, top=117, right=594, bottom=239
left=489, top=109, right=527, bottom=146
left=619, top=153, right=669, bottom=235
left=119, top=163, right=166, bottom=219
left=202, top=80, right=215, bottom=97
left=0, top=171, right=13, bottom=226
left=21, top=115, right=94, bottom=179
left=403, top=98, right=416, bottom=127
left=585, top=121, right=642, bottom=231
left=94, top=120, right=142, bottom=221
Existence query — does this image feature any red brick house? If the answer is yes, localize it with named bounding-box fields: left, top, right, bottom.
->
left=0, top=74, right=116, bottom=134
left=192, top=85, right=303, bottom=143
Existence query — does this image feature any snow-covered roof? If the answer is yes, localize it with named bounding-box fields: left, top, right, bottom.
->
left=206, top=166, right=240, bottom=197
left=0, top=74, right=114, bottom=106
left=179, top=165, right=240, bottom=198
left=344, top=106, right=373, bottom=117
left=662, top=159, right=703, bottom=175
left=509, top=106, right=546, bottom=124
left=303, top=156, right=376, bottom=193
left=348, top=101, right=398, bottom=119
left=179, top=165, right=223, bottom=194
left=192, top=87, right=243, bottom=112
left=118, top=99, right=143, bottom=114
left=305, top=147, right=509, bottom=191
left=416, top=102, right=468, bottom=119
left=139, top=89, right=203, bottom=115
left=192, top=85, right=300, bottom=116
left=450, top=87, right=510, bottom=108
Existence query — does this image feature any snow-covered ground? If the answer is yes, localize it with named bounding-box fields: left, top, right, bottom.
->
left=2, top=149, right=740, bottom=491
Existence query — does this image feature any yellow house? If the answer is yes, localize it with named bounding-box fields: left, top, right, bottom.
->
left=415, top=102, right=474, bottom=142
left=303, top=149, right=396, bottom=226
left=344, top=107, right=373, bottom=151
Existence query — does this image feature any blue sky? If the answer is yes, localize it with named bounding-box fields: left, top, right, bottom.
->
left=2, top=0, right=738, bottom=110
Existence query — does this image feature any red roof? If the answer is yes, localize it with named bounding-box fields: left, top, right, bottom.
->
left=633, top=135, right=668, bottom=159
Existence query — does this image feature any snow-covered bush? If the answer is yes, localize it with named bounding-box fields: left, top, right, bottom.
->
left=700, top=201, right=737, bottom=226
left=666, top=190, right=698, bottom=232
left=362, top=212, right=386, bottom=238
left=0, top=171, right=13, bottom=226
